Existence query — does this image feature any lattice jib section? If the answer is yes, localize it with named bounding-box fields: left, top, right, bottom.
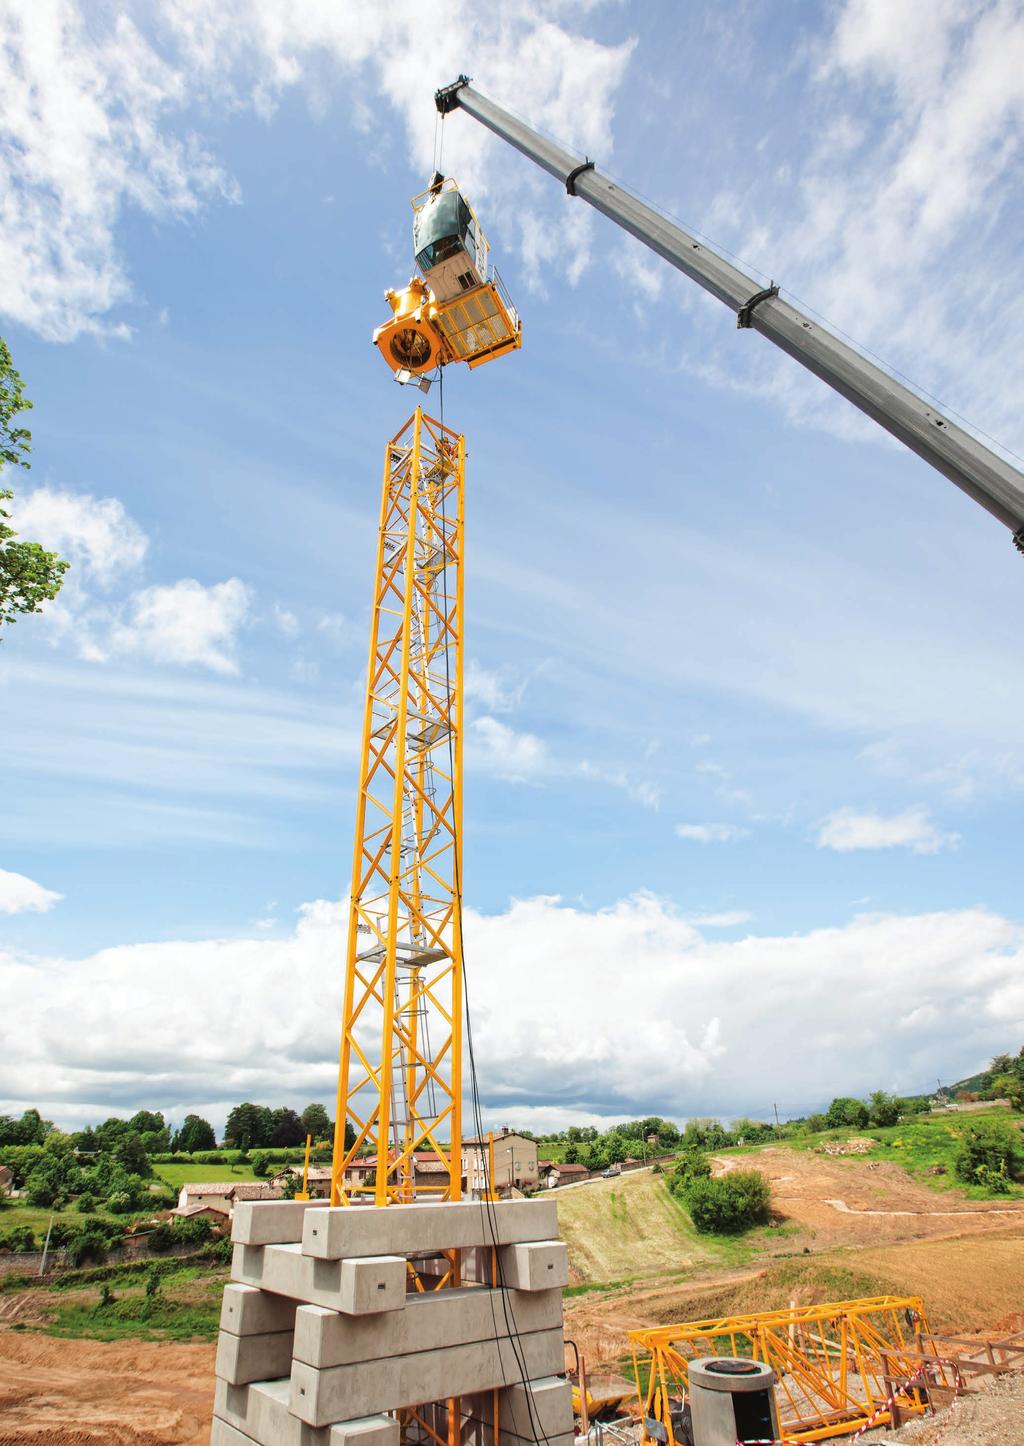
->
left=332, top=409, right=465, bottom=1207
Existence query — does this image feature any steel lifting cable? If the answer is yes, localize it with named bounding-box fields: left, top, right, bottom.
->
left=436, top=366, right=552, bottom=1446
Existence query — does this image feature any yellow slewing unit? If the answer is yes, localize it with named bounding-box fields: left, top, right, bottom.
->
left=373, top=177, right=522, bottom=376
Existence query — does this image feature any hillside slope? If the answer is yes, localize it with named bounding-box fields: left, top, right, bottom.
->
left=555, top=1170, right=714, bottom=1283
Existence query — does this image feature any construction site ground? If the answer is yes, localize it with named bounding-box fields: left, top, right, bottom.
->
left=1, top=1143, right=1022, bottom=1445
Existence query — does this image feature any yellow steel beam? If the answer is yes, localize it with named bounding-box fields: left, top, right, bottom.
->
left=630, top=1296, right=954, bottom=1445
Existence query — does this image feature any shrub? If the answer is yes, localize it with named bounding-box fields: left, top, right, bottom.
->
left=667, top=1148, right=711, bottom=1198
left=75, top=1191, right=98, bottom=1213
left=251, top=1151, right=272, bottom=1178
left=954, top=1123, right=1020, bottom=1193
left=147, top=1222, right=175, bottom=1252
left=67, top=1232, right=107, bottom=1267
left=1, top=1224, right=36, bottom=1252
left=685, top=1171, right=772, bottom=1234
left=173, top=1215, right=213, bottom=1245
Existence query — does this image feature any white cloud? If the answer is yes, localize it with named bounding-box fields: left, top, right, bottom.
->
left=0, top=2, right=634, bottom=340
left=686, top=911, right=752, bottom=928
left=2, top=893, right=1021, bottom=1129
left=675, top=822, right=751, bottom=843
left=817, top=806, right=959, bottom=855
left=0, top=1, right=235, bottom=340
left=577, top=758, right=660, bottom=810
left=464, top=660, right=523, bottom=713
left=0, top=867, right=62, bottom=914
left=110, top=577, right=252, bottom=675
left=11, top=486, right=147, bottom=584
left=469, top=715, right=546, bottom=781
left=271, top=603, right=299, bottom=638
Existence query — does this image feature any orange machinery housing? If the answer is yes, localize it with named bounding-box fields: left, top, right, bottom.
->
left=373, top=177, right=521, bottom=376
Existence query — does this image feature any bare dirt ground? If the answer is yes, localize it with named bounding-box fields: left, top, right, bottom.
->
left=0, top=1332, right=215, bottom=1445
left=714, top=1146, right=1024, bottom=1249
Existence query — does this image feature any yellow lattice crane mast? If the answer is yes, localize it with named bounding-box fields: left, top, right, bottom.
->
left=331, top=174, right=521, bottom=1211
left=330, top=409, right=466, bottom=1206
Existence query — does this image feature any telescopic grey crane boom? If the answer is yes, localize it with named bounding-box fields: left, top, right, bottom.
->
left=435, top=76, right=1024, bottom=555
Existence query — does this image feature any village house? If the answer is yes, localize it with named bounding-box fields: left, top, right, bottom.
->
left=462, top=1129, right=539, bottom=1194
left=343, top=1151, right=458, bottom=1195
left=541, top=1161, right=590, bottom=1188
left=171, top=1179, right=282, bottom=1222
left=270, top=1165, right=333, bottom=1198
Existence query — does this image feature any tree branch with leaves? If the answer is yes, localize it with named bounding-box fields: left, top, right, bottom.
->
left=0, top=336, right=69, bottom=632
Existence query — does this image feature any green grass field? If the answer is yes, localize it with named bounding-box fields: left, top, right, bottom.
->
left=155, top=1161, right=258, bottom=1188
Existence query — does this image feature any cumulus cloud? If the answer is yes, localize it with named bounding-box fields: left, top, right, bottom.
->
left=2, top=893, right=1022, bottom=1129
left=109, top=577, right=253, bottom=675
left=817, top=806, right=959, bottom=855
left=0, top=868, right=62, bottom=914
left=9, top=484, right=254, bottom=674
left=469, top=715, right=546, bottom=781
left=0, top=1, right=634, bottom=340
left=675, top=822, right=751, bottom=843
left=11, top=487, right=147, bottom=583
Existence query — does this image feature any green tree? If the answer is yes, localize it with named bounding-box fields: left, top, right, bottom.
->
left=300, top=1103, right=332, bottom=1143
left=0, top=338, right=68, bottom=632
left=269, top=1108, right=305, bottom=1148
left=224, top=1103, right=273, bottom=1150
left=172, top=1114, right=217, bottom=1152
left=825, top=1097, right=869, bottom=1129
left=685, top=1171, right=772, bottom=1234
left=0, top=1109, right=52, bottom=1146
left=251, top=1151, right=272, bottom=1178
left=867, top=1091, right=900, bottom=1128
left=115, top=1132, right=151, bottom=1177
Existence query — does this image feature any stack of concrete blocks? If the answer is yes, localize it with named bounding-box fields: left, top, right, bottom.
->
left=210, top=1197, right=574, bottom=1446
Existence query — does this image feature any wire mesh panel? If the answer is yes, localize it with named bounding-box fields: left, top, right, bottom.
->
left=331, top=408, right=465, bottom=1207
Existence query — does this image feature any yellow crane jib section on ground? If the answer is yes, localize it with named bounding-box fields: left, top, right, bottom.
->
left=331, top=409, right=466, bottom=1210
left=630, top=1295, right=959, bottom=1443
left=373, top=178, right=522, bottom=375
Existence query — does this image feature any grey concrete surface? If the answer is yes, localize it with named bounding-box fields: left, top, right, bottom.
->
left=215, top=1326, right=296, bottom=1386
left=337, top=1255, right=407, bottom=1315
left=215, top=1378, right=331, bottom=1445
left=302, top=1200, right=558, bottom=1261
left=233, top=1199, right=332, bottom=1247
left=232, top=1243, right=410, bottom=1314
left=293, top=1286, right=563, bottom=1368
left=221, top=1283, right=300, bottom=1337
left=290, top=1327, right=566, bottom=1428
left=496, top=1242, right=569, bottom=1292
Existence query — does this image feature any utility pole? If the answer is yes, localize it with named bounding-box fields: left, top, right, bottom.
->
left=773, top=1103, right=781, bottom=1131
left=38, top=1213, right=54, bottom=1278
left=436, top=77, right=1024, bottom=553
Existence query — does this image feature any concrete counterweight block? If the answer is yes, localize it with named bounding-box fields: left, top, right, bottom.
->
left=501, top=1377, right=574, bottom=1445
left=293, top=1286, right=564, bottom=1368
left=215, top=1326, right=295, bottom=1386
left=233, top=1198, right=332, bottom=1246
left=302, top=1199, right=558, bottom=1261
left=290, top=1326, right=566, bottom=1428
left=338, top=1255, right=407, bottom=1315
left=214, top=1378, right=398, bottom=1446
left=232, top=1243, right=408, bottom=1315
left=497, top=1241, right=569, bottom=1292
left=220, top=1282, right=299, bottom=1336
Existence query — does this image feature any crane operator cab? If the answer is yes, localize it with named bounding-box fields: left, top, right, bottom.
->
left=373, top=175, right=522, bottom=379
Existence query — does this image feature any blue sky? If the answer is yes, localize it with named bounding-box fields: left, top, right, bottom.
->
left=1, top=0, right=1023, bottom=1134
